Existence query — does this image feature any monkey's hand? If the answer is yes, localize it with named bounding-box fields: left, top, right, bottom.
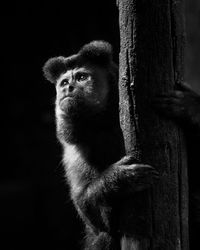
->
left=110, top=155, right=159, bottom=194
left=85, top=155, right=159, bottom=200
left=116, top=163, right=159, bottom=193
left=153, top=82, right=200, bottom=131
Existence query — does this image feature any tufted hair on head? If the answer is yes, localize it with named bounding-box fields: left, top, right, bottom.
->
left=78, top=40, right=113, bottom=65
left=43, top=40, right=115, bottom=84
left=43, top=56, right=66, bottom=84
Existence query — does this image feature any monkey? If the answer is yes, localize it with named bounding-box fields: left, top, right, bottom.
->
left=43, top=41, right=158, bottom=250
left=153, top=82, right=200, bottom=249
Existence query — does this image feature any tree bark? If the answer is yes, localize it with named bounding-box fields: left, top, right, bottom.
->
left=117, top=0, right=189, bottom=249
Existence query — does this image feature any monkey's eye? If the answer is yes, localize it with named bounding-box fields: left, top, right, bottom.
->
left=60, top=79, right=69, bottom=87
left=76, top=72, right=89, bottom=82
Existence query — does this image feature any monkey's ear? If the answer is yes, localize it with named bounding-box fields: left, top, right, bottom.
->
left=43, top=57, right=66, bottom=84
left=78, top=40, right=113, bottom=65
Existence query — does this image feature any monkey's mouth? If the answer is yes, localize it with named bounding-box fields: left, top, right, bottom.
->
left=64, top=96, right=73, bottom=99
left=60, top=95, right=74, bottom=102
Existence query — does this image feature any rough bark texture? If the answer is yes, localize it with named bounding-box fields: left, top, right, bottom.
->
left=117, top=0, right=189, bottom=249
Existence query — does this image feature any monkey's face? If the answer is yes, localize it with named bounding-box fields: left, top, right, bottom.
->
left=55, top=65, right=109, bottom=117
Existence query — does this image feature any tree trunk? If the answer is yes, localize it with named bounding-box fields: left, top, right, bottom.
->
left=117, top=0, right=189, bottom=249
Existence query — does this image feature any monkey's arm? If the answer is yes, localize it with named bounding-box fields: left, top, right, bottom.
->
left=153, top=82, right=200, bottom=136
left=74, top=155, right=158, bottom=233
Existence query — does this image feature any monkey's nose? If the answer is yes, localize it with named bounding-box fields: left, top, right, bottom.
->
left=68, top=85, right=74, bottom=92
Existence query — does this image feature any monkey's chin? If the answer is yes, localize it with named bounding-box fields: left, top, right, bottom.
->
left=59, top=97, right=75, bottom=111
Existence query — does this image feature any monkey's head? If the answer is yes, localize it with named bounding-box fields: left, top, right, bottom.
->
left=43, top=41, right=118, bottom=126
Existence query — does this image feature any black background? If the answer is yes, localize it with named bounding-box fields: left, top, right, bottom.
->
left=1, top=0, right=200, bottom=250
left=1, top=1, right=119, bottom=249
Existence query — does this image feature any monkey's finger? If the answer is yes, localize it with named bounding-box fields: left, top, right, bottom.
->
left=153, top=103, right=186, bottom=119
left=123, top=164, right=154, bottom=170
left=153, top=102, right=183, bottom=110
left=133, top=164, right=154, bottom=168
left=133, top=176, right=159, bottom=191
left=133, top=167, right=160, bottom=177
left=153, top=104, right=183, bottom=116
left=129, top=164, right=156, bottom=172
left=155, top=90, right=185, bottom=99
left=134, top=170, right=160, bottom=179
left=152, top=99, right=186, bottom=112
left=123, top=165, right=160, bottom=179
left=152, top=96, right=184, bottom=106
left=168, top=91, right=185, bottom=98
left=175, top=81, right=193, bottom=92
left=116, top=155, right=139, bottom=166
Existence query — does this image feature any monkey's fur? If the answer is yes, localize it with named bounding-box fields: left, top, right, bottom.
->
left=43, top=41, right=158, bottom=250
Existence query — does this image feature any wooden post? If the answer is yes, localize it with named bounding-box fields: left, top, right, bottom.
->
left=117, top=0, right=189, bottom=249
